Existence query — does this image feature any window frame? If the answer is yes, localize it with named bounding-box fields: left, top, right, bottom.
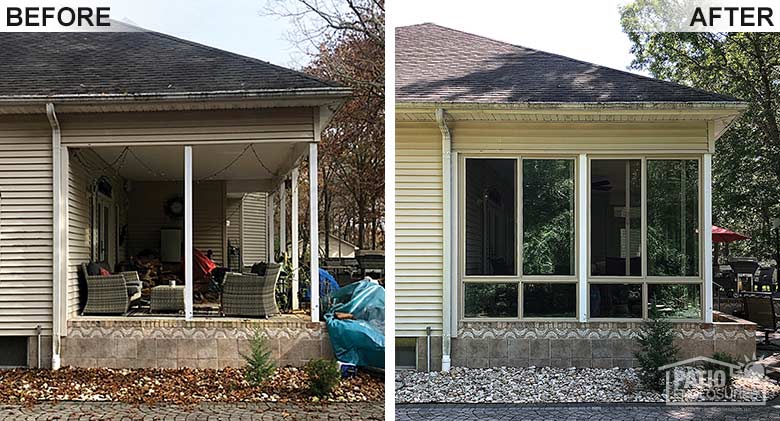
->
left=459, top=154, right=580, bottom=322
left=586, top=155, right=704, bottom=322
left=457, top=153, right=706, bottom=323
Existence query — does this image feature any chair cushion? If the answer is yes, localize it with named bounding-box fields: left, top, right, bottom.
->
left=86, top=262, right=102, bottom=276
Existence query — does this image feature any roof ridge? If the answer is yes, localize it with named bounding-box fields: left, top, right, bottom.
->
left=398, top=23, right=739, bottom=102
left=140, top=28, right=341, bottom=89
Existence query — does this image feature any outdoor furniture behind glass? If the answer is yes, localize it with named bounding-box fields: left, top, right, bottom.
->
left=222, top=263, right=282, bottom=318
left=742, top=292, right=780, bottom=348
left=150, top=285, right=185, bottom=313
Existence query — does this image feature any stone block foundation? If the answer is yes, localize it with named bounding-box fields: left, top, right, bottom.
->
left=61, top=317, right=333, bottom=369
left=412, top=313, right=756, bottom=371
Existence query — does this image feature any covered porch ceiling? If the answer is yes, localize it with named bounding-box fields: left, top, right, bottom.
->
left=82, top=141, right=310, bottom=193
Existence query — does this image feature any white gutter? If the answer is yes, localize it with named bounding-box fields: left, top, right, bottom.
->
left=0, top=88, right=352, bottom=104
left=46, top=103, right=62, bottom=370
left=398, top=101, right=748, bottom=112
left=435, top=108, right=452, bottom=372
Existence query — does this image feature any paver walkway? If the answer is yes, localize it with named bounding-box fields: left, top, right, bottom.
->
left=397, top=403, right=780, bottom=421
left=0, top=401, right=383, bottom=420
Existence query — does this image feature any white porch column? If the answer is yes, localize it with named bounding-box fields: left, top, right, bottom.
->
left=578, top=154, right=588, bottom=322
left=267, top=193, right=275, bottom=262
left=279, top=181, right=287, bottom=257
left=703, top=153, right=713, bottom=323
left=291, top=168, right=300, bottom=310
left=184, top=146, right=194, bottom=320
left=309, top=143, right=320, bottom=322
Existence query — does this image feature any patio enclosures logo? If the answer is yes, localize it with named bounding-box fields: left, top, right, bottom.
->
left=0, top=1, right=127, bottom=32
left=624, top=0, right=780, bottom=32
left=662, top=356, right=769, bottom=405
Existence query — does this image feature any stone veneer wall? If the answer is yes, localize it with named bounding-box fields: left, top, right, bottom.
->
left=413, top=315, right=756, bottom=371
left=62, top=319, right=333, bottom=369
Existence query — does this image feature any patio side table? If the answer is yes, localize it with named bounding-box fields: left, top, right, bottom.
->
left=150, top=285, right=185, bottom=313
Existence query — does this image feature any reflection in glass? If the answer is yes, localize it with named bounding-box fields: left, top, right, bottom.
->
left=523, top=283, right=576, bottom=318
left=465, top=159, right=516, bottom=275
left=523, top=159, right=575, bottom=275
left=648, top=284, right=701, bottom=319
left=591, top=160, right=642, bottom=276
left=589, top=283, right=642, bottom=318
left=464, top=283, right=518, bottom=318
left=647, top=160, right=699, bottom=277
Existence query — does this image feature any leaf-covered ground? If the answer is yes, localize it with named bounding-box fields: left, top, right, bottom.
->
left=0, top=367, right=383, bottom=405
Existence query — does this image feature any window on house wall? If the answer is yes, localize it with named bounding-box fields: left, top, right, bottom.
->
left=462, top=158, right=576, bottom=320
left=523, top=283, right=576, bottom=318
left=589, top=283, right=643, bottom=318
left=523, top=159, right=575, bottom=276
left=647, top=160, right=699, bottom=277
left=464, top=283, right=518, bottom=318
left=464, top=159, right=516, bottom=276
left=395, top=337, right=417, bottom=369
left=648, top=283, right=701, bottom=319
left=590, top=160, right=642, bottom=277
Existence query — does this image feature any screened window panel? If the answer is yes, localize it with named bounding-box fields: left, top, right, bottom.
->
left=465, top=159, right=516, bottom=276
left=591, top=160, right=642, bottom=276
left=523, top=283, right=576, bottom=318
left=647, top=160, right=699, bottom=277
left=523, top=159, right=575, bottom=276
left=589, top=283, right=643, bottom=318
left=648, top=284, right=701, bottom=319
left=464, top=283, right=518, bottom=318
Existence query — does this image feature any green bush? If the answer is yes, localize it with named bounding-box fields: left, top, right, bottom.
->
left=304, top=359, right=341, bottom=397
left=634, top=308, right=679, bottom=392
left=242, top=331, right=276, bottom=386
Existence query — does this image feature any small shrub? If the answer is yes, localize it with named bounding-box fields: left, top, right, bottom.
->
left=634, top=308, right=679, bottom=392
left=304, top=359, right=341, bottom=397
left=703, top=352, right=738, bottom=390
left=623, top=378, right=638, bottom=395
left=242, top=331, right=276, bottom=386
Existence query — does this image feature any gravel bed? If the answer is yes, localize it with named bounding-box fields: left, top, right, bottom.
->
left=395, top=366, right=780, bottom=404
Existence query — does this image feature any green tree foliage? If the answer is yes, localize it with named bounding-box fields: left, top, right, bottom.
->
left=635, top=308, right=679, bottom=392
left=242, top=331, right=276, bottom=386
left=621, top=1, right=780, bottom=263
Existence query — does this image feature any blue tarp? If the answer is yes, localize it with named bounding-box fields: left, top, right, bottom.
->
left=324, top=280, right=385, bottom=368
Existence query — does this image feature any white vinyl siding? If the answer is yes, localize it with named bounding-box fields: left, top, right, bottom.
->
left=396, top=122, right=443, bottom=336
left=241, top=192, right=267, bottom=266
left=0, top=115, right=54, bottom=335
left=451, top=121, right=710, bottom=154
left=60, top=109, right=314, bottom=146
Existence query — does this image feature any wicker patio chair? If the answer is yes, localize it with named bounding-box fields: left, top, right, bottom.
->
left=82, top=274, right=131, bottom=315
left=222, top=263, right=281, bottom=318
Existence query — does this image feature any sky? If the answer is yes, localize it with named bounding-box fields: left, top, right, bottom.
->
left=106, top=0, right=307, bottom=69
left=106, top=0, right=644, bottom=76
left=392, top=0, right=648, bottom=76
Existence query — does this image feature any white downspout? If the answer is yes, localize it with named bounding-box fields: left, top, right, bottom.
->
left=46, top=103, right=62, bottom=370
left=436, top=108, right=452, bottom=372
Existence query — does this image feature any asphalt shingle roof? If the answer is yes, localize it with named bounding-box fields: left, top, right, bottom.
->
left=396, top=23, right=739, bottom=104
left=0, top=27, right=339, bottom=98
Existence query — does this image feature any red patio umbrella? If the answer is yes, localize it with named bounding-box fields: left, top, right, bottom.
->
left=712, top=225, right=750, bottom=243
left=712, top=225, right=750, bottom=266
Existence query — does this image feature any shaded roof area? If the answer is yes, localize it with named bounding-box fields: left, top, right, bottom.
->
left=396, top=23, right=739, bottom=104
left=0, top=26, right=340, bottom=98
